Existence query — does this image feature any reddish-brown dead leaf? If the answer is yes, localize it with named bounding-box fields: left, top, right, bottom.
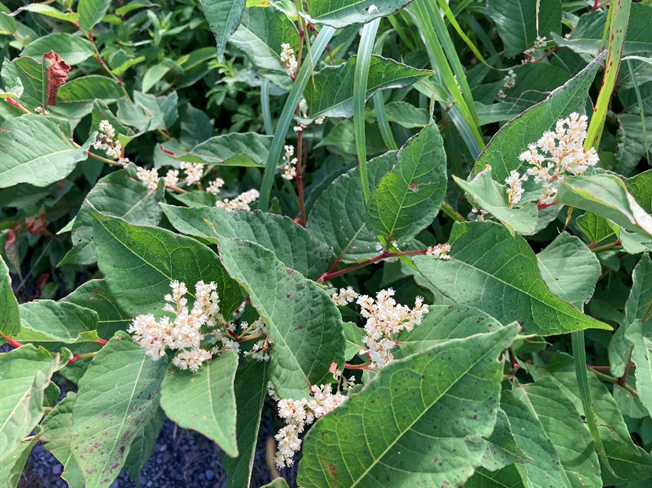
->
left=44, top=51, right=71, bottom=107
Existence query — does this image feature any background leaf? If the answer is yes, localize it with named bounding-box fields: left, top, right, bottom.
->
left=536, top=232, right=602, bottom=306
left=71, top=333, right=167, bottom=488
left=297, top=325, right=519, bottom=487
left=78, top=0, right=111, bottom=31
left=0, top=255, right=20, bottom=337
left=200, top=0, right=245, bottom=62
left=302, top=0, right=414, bottom=28
left=160, top=350, right=239, bottom=456
left=367, top=123, right=447, bottom=242
left=218, top=238, right=345, bottom=399
left=92, top=213, right=243, bottom=319
left=307, top=152, right=394, bottom=263
left=162, top=205, right=331, bottom=280
left=0, top=114, right=90, bottom=189
left=413, top=221, right=611, bottom=336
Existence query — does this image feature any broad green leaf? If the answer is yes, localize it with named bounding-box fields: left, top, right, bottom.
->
left=15, top=300, right=100, bottom=343
left=343, top=321, right=365, bottom=361
left=161, top=204, right=331, bottom=280
left=454, top=168, right=539, bottom=235
left=20, top=4, right=79, bottom=22
left=62, top=280, right=139, bottom=340
left=141, top=62, right=172, bottom=93
left=0, top=438, right=38, bottom=488
left=478, top=409, right=531, bottom=471
left=552, top=3, right=652, bottom=56
left=533, top=352, right=652, bottom=482
left=160, top=351, right=238, bottom=456
left=555, top=174, right=652, bottom=239
left=303, top=55, right=431, bottom=119
left=92, top=212, right=243, bottom=319
left=173, top=132, right=272, bottom=167
left=384, top=101, right=430, bottom=128
left=1, top=56, right=46, bottom=109
left=179, top=104, right=213, bottom=149
left=228, top=6, right=299, bottom=72
left=576, top=211, right=616, bottom=245
left=223, top=360, right=269, bottom=488
left=308, top=151, right=394, bottom=263
left=302, top=0, right=414, bottom=28
left=200, top=0, right=245, bottom=61
left=465, top=465, right=526, bottom=488
left=262, top=479, right=290, bottom=488
left=0, top=114, right=90, bottom=189
left=626, top=320, right=652, bottom=418
left=297, top=325, right=519, bottom=487
left=22, top=33, right=95, bottom=65
left=500, top=391, right=571, bottom=488
left=0, top=255, right=20, bottom=337
left=39, top=394, right=84, bottom=488
left=413, top=222, right=611, bottom=336
left=124, top=409, right=164, bottom=488
left=610, top=254, right=652, bottom=377
left=536, top=232, right=601, bottom=306
left=218, top=238, right=346, bottom=399
left=78, top=0, right=111, bottom=31
left=60, top=165, right=165, bottom=266
left=0, top=345, right=65, bottom=464
left=502, top=63, right=571, bottom=109
left=471, top=55, right=602, bottom=182
left=517, top=378, right=602, bottom=487
left=55, top=75, right=125, bottom=118
left=627, top=169, right=652, bottom=214
left=487, top=0, right=561, bottom=57
left=117, top=91, right=179, bottom=132
left=367, top=124, right=447, bottom=242
left=397, top=304, right=504, bottom=358
left=71, top=333, right=167, bottom=488
left=0, top=4, right=16, bottom=35
left=615, top=114, right=652, bottom=176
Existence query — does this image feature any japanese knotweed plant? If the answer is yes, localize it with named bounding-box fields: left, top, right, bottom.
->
left=2, top=0, right=652, bottom=487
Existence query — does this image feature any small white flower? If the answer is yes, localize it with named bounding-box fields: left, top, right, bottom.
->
left=331, top=286, right=358, bottom=306
left=206, top=178, right=225, bottom=195
left=136, top=167, right=159, bottom=191
left=505, top=170, right=528, bottom=208
left=497, top=69, right=516, bottom=99
left=280, top=43, right=298, bottom=78
left=163, top=169, right=179, bottom=187
left=216, top=189, right=260, bottom=211
left=180, top=162, right=205, bottom=186
left=426, top=243, right=451, bottom=260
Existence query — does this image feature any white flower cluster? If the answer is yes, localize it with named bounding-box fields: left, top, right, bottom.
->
left=332, top=287, right=429, bottom=369
left=331, top=286, right=358, bottom=306
left=280, top=145, right=297, bottom=180
left=280, top=43, right=297, bottom=78
left=136, top=167, right=160, bottom=191
left=241, top=318, right=273, bottom=361
left=517, top=112, right=599, bottom=205
left=497, top=69, right=516, bottom=99
left=426, top=243, right=451, bottom=260
left=274, top=384, right=346, bottom=469
left=216, top=189, right=260, bottom=211
left=94, top=120, right=130, bottom=167
left=180, top=162, right=204, bottom=186
left=128, top=280, right=236, bottom=371
left=359, top=289, right=428, bottom=368
left=207, top=178, right=225, bottom=195
left=505, top=170, right=528, bottom=207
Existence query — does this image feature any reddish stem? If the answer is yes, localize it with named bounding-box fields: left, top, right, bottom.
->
left=344, top=361, right=375, bottom=371
left=0, top=331, right=23, bottom=348
left=97, top=338, right=108, bottom=345
left=319, top=249, right=428, bottom=283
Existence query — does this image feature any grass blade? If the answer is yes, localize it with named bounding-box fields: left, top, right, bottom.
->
left=355, top=17, right=381, bottom=204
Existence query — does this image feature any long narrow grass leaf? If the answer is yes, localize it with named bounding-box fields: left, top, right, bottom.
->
left=354, top=18, right=381, bottom=204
